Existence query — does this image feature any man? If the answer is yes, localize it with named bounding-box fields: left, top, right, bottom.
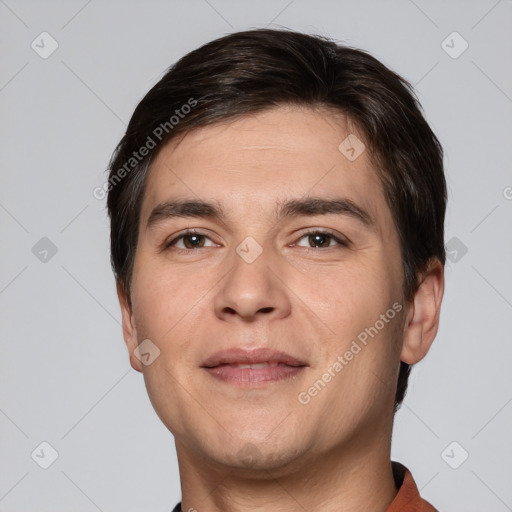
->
left=106, top=28, right=445, bottom=511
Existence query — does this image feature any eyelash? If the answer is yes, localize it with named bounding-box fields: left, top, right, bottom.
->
left=291, top=230, right=349, bottom=251
left=164, top=229, right=349, bottom=252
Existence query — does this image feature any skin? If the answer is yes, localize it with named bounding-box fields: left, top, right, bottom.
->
left=118, top=105, right=444, bottom=512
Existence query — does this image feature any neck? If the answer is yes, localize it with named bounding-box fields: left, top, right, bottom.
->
left=175, top=430, right=398, bottom=512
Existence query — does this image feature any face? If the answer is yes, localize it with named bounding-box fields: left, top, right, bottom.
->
left=121, top=105, right=410, bottom=474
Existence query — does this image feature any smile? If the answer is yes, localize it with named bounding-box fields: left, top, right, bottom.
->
left=200, top=347, right=308, bottom=386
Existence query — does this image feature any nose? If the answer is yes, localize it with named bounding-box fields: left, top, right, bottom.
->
left=213, top=243, right=292, bottom=323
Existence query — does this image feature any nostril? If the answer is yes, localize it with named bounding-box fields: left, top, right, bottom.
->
left=220, top=306, right=275, bottom=317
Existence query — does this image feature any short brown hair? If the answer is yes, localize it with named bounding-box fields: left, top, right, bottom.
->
left=106, top=28, right=446, bottom=409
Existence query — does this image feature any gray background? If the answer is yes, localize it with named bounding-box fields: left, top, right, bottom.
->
left=1, top=0, right=511, bottom=510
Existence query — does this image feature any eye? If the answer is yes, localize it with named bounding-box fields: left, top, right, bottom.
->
left=293, top=230, right=348, bottom=249
left=165, top=230, right=218, bottom=250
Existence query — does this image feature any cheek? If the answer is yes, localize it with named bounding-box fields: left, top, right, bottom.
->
left=293, top=252, right=404, bottom=399
left=299, top=307, right=403, bottom=440
left=130, top=260, right=209, bottom=436
left=293, top=253, right=399, bottom=342
left=130, top=251, right=206, bottom=339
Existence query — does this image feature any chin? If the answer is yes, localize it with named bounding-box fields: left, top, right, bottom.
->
left=208, top=436, right=305, bottom=473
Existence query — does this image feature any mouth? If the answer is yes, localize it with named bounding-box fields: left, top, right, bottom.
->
left=201, top=348, right=308, bottom=386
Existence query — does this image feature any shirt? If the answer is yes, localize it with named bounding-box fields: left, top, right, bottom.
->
left=387, top=462, right=438, bottom=511
left=171, top=461, right=438, bottom=511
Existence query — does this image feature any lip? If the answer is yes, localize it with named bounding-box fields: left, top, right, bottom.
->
left=201, top=347, right=307, bottom=386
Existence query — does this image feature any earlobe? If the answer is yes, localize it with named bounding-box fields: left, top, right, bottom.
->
left=116, top=281, right=142, bottom=373
left=401, top=258, right=444, bottom=365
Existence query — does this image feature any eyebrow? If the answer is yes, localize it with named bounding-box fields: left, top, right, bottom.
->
left=147, top=199, right=225, bottom=229
left=146, top=196, right=375, bottom=230
left=278, top=197, right=374, bottom=227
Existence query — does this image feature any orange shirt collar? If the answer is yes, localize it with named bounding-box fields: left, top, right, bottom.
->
left=386, top=462, right=438, bottom=511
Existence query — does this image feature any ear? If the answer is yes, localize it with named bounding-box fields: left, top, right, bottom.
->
left=401, top=258, right=444, bottom=365
left=117, top=281, right=142, bottom=373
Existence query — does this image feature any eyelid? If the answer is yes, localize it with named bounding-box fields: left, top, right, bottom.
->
left=164, top=228, right=349, bottom=251
left=293, top=228, right=350, bottom=248
left=163, top=228, right=220, bottom=250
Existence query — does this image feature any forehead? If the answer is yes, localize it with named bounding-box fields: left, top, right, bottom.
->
left=140, top=105, right=392, bottom=233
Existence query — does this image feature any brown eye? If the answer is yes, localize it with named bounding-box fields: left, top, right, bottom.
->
left=308, top=233, right=332, bottom=248
left=166, top=231, right=217, bottom=250
left=181, top=234, right=206, bottom=249
left=295, top=230, right=348, bottom=249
